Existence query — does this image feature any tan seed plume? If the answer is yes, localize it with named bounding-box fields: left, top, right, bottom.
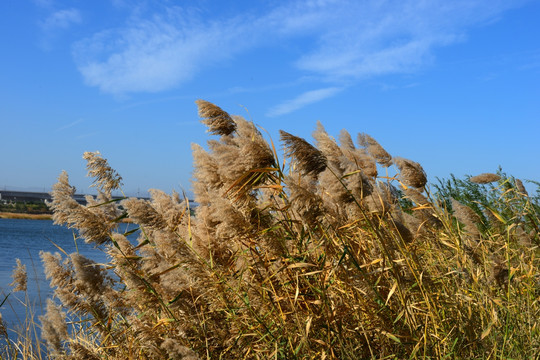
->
left=39, top=298, right=68, bottom=354
left=357, top=133, right=392, bottom=167
left=515, top=178, right=528, bottom=196
left=10, top=258, right=27, bottom=292
left=451, top=198, right=482, bottom=238
left=394, top=157, right=427, bottom=189
left=83, top=151, right=123, bottom=195
left=338, top=129, right=356, bottom=152
left=280, top=130, right=327, bottom=177
left=469, top=173, right=501, bottom=184
left=196, top=99, right=237, bottom=136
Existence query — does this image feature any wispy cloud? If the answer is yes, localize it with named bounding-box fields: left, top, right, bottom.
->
left=38, top=7, right=82, bottom=50
left=73, top=8, right=255, bottom=94
left=71, top=0, right=527, bottom=108
left=267, top=87, right=343, bottom=117
left=55, top=118, right=84, bottom=132
left=41, top=8, right=81, bottom=30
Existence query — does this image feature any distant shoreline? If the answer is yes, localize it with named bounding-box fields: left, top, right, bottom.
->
left=0, top=212, right=136, bottom=223
left=0, top=212, right=52, bottom=220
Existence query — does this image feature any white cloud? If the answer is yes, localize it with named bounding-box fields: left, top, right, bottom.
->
left=72, top=0, right=526, bottom=99
left=266, top=87, right=343, bottom=117
left=278, top=0, right=516, bottom=79
left=41, top=8, right=81, bottom=30
left=73, top=9, right=254, bottom=94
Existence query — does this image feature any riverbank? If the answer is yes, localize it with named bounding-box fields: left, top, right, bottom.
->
left=0, top=212, right=136, bottom=223
left=0, top=212, right=52, bottom=220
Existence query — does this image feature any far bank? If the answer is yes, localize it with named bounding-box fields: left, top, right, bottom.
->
left=0, top=212, right=52, bottom=220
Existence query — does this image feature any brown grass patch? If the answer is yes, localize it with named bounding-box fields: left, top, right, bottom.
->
left=0, top=212, right=52, bottom=220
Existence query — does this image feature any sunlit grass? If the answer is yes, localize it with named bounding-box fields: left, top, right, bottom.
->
left=1, top=101, right=538, bottom=359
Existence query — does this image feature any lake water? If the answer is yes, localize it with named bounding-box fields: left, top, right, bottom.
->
left=0, top=218, right=136, bottom=333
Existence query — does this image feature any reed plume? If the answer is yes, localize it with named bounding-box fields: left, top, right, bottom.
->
left=338, top=129, right=355, bottom=152
left=313, top=121, right=343, bottom=167
left=286, top=175, right=323, bottom=225
left=40, top=298, right=68, bottom=354
left=403, top=187, right=441, bottom=227
left=47, top=171, right=115, bottom=244
left=338, top=130, right=378, bottom=177
left=357, top=133, right=392, bottom=167
left=207, top=116, right=275, bottom=187
left=47, top=171, right=79, bottom=224
left=356, top=151, right=378, bottom=178
left=69, top=344, right=101, bottom=360
left=393, top=157, right=427, bottom=189
left=515, top=178, right=528, bottom=195
left=280, top=130, right=327, bottom=177
left=161, top=338, right=200, bottom=360
left=83, top=151, right=123, bottom=195
left=123, top=197, right=166, bottom=229
left=196, top=99, right=236, bottom=136
left=469, top=173, right=501, bottom=184
left=451, top=198, right=482, bottom=238
left=10, top=258, right=27, bottom=292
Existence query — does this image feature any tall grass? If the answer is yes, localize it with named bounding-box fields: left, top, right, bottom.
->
left=1, top=101, right=538, bottom=359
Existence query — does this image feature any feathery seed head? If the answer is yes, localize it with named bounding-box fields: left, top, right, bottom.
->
left=40, top=298, right=68, bottom=354
left=287, top=175, right=323, bottom=224
left=48, top=171, right=114, bottom=244
left=234, top=116, right=276, bottom=171
left=404, top=187, right=429, bottom=206
left=196, top=99, right=236, bottom=136
left=83, top=151, right=123, bottom=195
left=394, top=157, right=427, bottom=189
left=71, top=253, right=106, bottom=294
left=70, top=344, right=101, bottom=360
left=451, top=198, right=482, bottom=237
left=357, top=133, right=392, bottom=167
left=469, top=173, right=501, bottom=184
left=356, top=151, right=378, bottom=178
left=10, top=258, right=27, bottom=292
left=123, top=197, right=166, bottom=228
left=515, top=178, right=528, bottom=195
left=47, top=171, right=79, bottom=224
left=338, top=129, right=356, bottom=152
left=280, top=130, right=327, bottom=177
left=191, top=143, right=222, bottom=191
left=312, top=121, right=343, bottom=164
left=161, top=338, right=200, bottom=360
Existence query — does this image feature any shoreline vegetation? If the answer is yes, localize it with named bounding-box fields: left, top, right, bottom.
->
left=1, top=101, right=539, bottom=359
left=0, top=212, right=52, bottom=220
left=0, top=212, right=135, bottom=223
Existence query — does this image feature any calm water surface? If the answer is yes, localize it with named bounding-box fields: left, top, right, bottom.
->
left=0, top=218, right=135, bottom=330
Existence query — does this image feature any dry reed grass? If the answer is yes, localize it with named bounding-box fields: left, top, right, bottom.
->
left=0, top=213, right=52, bottom=220
left=1, top=101, right=539, bottom=359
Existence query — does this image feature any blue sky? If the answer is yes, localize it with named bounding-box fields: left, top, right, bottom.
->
left=1, top=0, right=539, bottom=196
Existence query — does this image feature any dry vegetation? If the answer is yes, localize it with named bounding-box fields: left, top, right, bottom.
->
left=1, top=101, right=539, bottom=359
left=0, top=213, right=52, bottom=220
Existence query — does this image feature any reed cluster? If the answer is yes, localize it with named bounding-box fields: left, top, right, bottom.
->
left=1, top=101, right=539, bottom=359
